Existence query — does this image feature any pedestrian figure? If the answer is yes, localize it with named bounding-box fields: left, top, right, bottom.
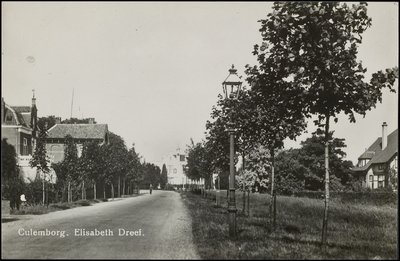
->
left=150, top=184, right=153, bottom=194
left=20, top=194, right=27, bottom=208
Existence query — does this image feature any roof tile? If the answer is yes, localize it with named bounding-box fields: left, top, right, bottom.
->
left=46, top=124, right=108, bottom=140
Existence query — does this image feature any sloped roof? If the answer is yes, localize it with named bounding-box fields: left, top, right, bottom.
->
left=21, top=114, right=31, bottom=127
left=3, top=104, right=29, bottom=127
left=358, top=150, right=375, bottom=159
left=11, top=106, right=31, bottom=113
left=353, top=129, right=398, bottom=172
left=46, top=124, right=108, bottom=140
left=12, top=107, right=32, bottom=126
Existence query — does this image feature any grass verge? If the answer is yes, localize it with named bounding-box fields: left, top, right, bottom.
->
left=181, top=190, right=397, bottom=259
left=9, top=194, right=141, bottom=215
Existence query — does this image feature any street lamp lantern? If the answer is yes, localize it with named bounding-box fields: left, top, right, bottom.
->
left=222, top=65, right=243, bottom=100
left=222, top=64, right=242, bottom=238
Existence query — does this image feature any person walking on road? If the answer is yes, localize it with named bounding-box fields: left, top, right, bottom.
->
left=150, top=184, right=153, bottom=194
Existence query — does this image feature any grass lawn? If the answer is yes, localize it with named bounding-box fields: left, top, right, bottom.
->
left=181, top=190, right=398, bottom=259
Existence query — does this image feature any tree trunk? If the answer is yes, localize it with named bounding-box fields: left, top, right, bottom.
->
left=242, top=155, right=246, bottom=214
left=322, top=115, right=330, bottom=251
left=103, top=182, right=106, bottom=199
left=247, top=190, right=250, bottom=216
left=68, top=181, right=71, bottom=204
left=42, top=175, right=45, bottom=205
left=270, top=149, right=275, bottom=230
left=82, top=180, right=85, bottom=200
left=46, top=181, right=49, bottom=207
left=118, top=176, right=121, bottom=198
left=94, top=181, right=97, bottom=200
left=123, top=178, right=126, bottom=197
left=111, top=182, right=114, bottom=200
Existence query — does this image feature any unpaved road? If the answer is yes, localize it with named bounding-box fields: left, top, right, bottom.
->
left=1, top=190, right=200, bottom=259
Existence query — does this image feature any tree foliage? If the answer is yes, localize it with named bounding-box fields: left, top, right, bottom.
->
left=160, top=164, right=168, bottom=189
left=100, top=132, right=128, bottom=186
left=141, top=162, right=161, bottom=189
left=186, top=138, right=213, bottom=186
left=274, top=149, right=308, bottom=195
left=126, top=143, right=143, bottom=186
left=295, top=131, right=354, bottom=190
left=1, top=138, right=25, bottom=208
left=1, top=138, right=20, bottom=181
left=248, top=1, right=398, bottom=247
left=38, top=116, right=98, bottom=131
left=37, top=115, right=57, bottom=132
left=29, top=128, right=50, bottom=180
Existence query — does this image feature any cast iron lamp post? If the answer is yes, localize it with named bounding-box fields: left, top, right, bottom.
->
left=222, top=64, right=242, bottom=237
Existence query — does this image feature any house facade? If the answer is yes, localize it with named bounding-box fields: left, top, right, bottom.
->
left=352, top=122, right=398, bottom=189
left=1, top=95, right=40, bottom=182
left=44, top=119, right=109, bottom=164
left=153, top=148, right=198, bottom=187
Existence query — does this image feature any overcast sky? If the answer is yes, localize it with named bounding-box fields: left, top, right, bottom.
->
left=2, top=2, right=398, bottom=164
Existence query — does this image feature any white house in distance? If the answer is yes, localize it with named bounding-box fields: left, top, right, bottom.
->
left=152, top=147, right=199, bottom=187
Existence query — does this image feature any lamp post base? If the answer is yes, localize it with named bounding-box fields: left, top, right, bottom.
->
left=228, top=188, right=237, bottom=237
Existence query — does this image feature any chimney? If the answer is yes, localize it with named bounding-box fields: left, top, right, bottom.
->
left=382, top=122, right=388, bottom=150
left=89, top=118, right=94, bottom=124
left=55, top=117, right=61, bottom=124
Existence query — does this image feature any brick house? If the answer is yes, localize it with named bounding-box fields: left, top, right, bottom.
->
left=44, top=118, right=109, bottom=164
left=1, top=95, right=39, bottom=182
left=352, top=122, right=398, bottom=189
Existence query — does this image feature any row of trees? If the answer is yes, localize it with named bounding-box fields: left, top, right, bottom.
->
left=185, top=2, right=398, bottom=249
left=45, top=129, right=163, bottom=203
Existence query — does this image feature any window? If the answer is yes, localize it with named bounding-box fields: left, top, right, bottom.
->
left=378, top=164, right=385, bottom=170
left=6, top=115, right=12, bottom=122
left=378, top=175, right=385, bottom=188
left=23, top=138, right=28, bottom=155
left=180, top=155, right=185, bottom=162
left=369, top=175, right=373, bottom=189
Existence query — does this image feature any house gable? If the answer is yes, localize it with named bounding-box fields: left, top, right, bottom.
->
left=354, top=128, right=398, bottom=172
left=353, top=127, right=398, bottom=189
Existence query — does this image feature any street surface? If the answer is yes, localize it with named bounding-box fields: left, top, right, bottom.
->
left=1, top=190, right=200, bottom=259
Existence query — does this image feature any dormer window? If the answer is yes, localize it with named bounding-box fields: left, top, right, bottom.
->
left=358, top=159, right=369, bottom=168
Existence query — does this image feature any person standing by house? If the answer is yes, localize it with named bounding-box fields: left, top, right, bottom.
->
left=149, top=184, right=153, bottom=194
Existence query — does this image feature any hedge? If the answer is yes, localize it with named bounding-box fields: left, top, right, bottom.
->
left=293, top=190, right=398, bottom=205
